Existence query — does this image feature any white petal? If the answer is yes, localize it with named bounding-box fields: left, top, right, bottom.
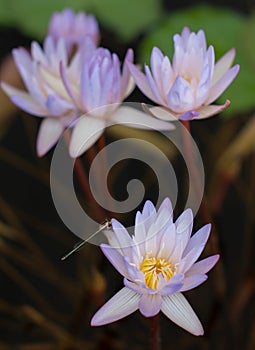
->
left=91, top=287, right=140, bottom=326
left=206, top=64, right=240, bottom=105
left=37, top=118, right=64, bottom=157
left=161, top=293, right=204, bottom=336
left=148, top=106, right=179, bottom=121
left=110, top=106, right=174, bottom=130
left=194, top=100, right=230, bottom=120
left=211, top=48, right=236, bottom=86
left=69, top=116, right=105, bottom=157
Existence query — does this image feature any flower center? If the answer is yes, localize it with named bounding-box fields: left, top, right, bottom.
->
left=140, top=255, right=175, bottom=290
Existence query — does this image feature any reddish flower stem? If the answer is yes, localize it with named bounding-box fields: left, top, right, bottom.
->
left=181, top=120, right=226, bottom=299
left=150, top=314, right=161, bottom=350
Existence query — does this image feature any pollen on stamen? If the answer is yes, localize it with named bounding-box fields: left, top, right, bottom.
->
left=140, top=254, right=175, bottom=290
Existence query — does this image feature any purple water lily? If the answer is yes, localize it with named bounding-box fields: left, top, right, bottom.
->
left=91, top=198, right=219, bottom=336
left=65, top=47, right=174, bottom=157
left=128, top=27, right=239, bottom=121
left=1, top=36, right=78, bottom=156
left=48, top=8, right=99, bottom=52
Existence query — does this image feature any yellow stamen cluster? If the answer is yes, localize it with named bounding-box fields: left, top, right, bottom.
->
left=140, top=255, right=175, bottom=290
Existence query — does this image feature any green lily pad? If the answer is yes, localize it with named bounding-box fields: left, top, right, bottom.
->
left=0, top=0, right=161, bottom=41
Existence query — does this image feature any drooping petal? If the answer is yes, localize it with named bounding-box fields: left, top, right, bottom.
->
left=180, top=274, right=208, bottom=292
left=194, top=100, right=230, bottom=120
left=100, top=244, right=130, bottom=279
left=139, top=293, right=162, bottom=317
left=37, top=118, right=64, bottom=157
left=91, top=287, right=140, bottom=326
left=69, top=116, right=105, bottom=157
left=148, top=106, right=179, bottom=122
left=161, top=293, right=204, bottom=336
left=110, top=106, right=175, bottom=130
left=206, top=64, right=240, bottom=105
left=211, top=48, right=236, bottom=85
left=185, top=254, right=219, bottom=276
left=1, top=82, right=47, bottom=117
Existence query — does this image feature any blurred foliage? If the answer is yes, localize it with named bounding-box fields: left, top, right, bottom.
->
left=139, top=5, right=255, bottom=117
left=0, top=0, right=161, bottom=41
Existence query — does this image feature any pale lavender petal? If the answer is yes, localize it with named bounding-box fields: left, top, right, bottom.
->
left=150, top=47, right=164, bottom=80
left=37, top=118, right=64, bottom=157
left=31, top=41, right=47, bottom=65
left=180, top=274, right=208, bottom=292
left=139, top=293, right=162, bottom=317
left=179, top=110, right=199, bottom=121
left=206, top=64, right=240, bottom=105
left=133, top=211, right=147, bottom=257
left=111, top=218, right=134, bottom=258
left=167, top=76, right=194, bottom=113
left=110, top=106, right=175, bottom=130
left=194, top=100, right=230, bottom=120
left=101, top=244, right=130, bottom=278
left=141, top=200, right=157, bottom=231
left=121, top=48, right=134, bottom=98
left=1, top=82, right=47, bottom=117
left=124, top=278, right=147, bottom=294
left=91, top=287, right=140, bottom=326
left=161, top=293, right=204, bottom=336
left=69, top=116, right=105, bottom=157
left=179, top=224, right=211, bottom=273
left=146, top=207, right=171, bottom=256
left=60, top=61, right=81, bottom=108
left=127, top=62, right=157, bottom=103
left=183, top=224, right=211, bottom=256
left=175, top=208, right=193, bottom=250
left=212, top=48, right=236, bottom=85
left=160, top=274, right=184, bottom=296
left=185, top=254, right=219, bottom=276
left=45, top=94, right=73, bottom=116
left=158, top=197, right=173, bottom=217
left=145, top=64, right=165, bottom=105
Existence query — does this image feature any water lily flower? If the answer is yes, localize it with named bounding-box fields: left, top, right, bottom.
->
left=91, top=198, right=219, bottom=335
left=1, top=37, right=79, bottom=156
left=65, top=47, right=174, bottom=157
left=128, top=27, right=239, bottom=121
left=48, top=8, right=100, bottom=52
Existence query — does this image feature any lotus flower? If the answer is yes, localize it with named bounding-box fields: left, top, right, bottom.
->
left=91, top=198, right=219, bottom=336
left=48, top=8, right=99, bottom=52
left=128, top=27, right=239, bottom=121
left=1, top=37, right=80, bottom=156
left=64, top=47, right=175, bottom=157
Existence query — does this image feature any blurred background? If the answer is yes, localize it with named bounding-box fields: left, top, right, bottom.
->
left=0, top=0, right=254, bottom=349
